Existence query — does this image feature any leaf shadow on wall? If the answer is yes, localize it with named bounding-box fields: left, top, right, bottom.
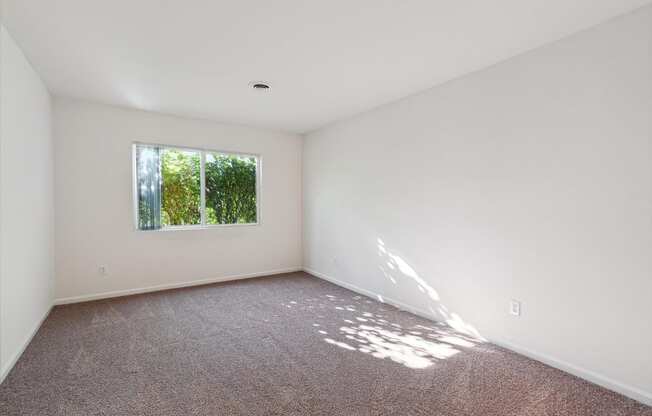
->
left=375, top=237, right=485, bottom=342
left=285, top=239, right=487, bottom=369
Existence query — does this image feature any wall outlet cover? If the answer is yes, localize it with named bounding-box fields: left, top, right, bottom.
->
left=509, top=300, right=521, bottom=316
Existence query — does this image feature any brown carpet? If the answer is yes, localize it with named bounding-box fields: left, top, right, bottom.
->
left=1, top=272, right=650, bottom=416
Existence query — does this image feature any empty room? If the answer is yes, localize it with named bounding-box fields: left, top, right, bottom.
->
left=1, top=1, right=651, bottom=415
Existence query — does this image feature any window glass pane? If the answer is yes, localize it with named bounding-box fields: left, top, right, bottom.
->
left=205, top=153, right=257, bottom=224
left=160, top=148, right=201, bottom=226
left=136, top=145, right=162, bottom=230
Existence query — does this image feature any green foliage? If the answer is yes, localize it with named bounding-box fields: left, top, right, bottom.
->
left=155, top=149, right=257, bottom=227
left=138, top=200, right=157, bottom=229
left=205, top=154, right=257, bottom=224
left=161, top=149, right=201, bottom=226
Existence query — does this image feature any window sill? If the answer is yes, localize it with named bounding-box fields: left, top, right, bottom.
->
left=135, top=223, right=260, bottom=232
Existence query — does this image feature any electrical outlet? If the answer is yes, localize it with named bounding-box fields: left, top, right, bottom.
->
left=98, top=265, right=108, bottom=276
left=509, top=300, right=521, bottom=316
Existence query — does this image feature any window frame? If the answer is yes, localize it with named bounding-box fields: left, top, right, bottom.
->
left=132, top=141, right=261, bottom=231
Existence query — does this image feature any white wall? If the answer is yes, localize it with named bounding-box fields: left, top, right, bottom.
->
left=304, top=6, right=652, bottom=404
left=53, top=98, right=302, bottom=302
left=0, top=25, right=55, bottom=381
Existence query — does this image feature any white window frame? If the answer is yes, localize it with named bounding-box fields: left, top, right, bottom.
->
left=132, top=142, right=261, bottom=231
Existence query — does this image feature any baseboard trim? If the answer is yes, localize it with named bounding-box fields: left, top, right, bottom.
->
left=1, top=304, right=53, bottom=385
left=304, top=267, right=439, bottom=321
left=303, top=267, right=652, bottom=406
left=54, top=267, right=303, bottom=305
left=490, top=337, right=652, bottom=406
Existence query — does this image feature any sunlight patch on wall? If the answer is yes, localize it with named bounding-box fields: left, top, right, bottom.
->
left=376, top=237, right=486, bottom=341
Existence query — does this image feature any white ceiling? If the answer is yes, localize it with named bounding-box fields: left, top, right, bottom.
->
left=2, top=1, right=649, bottom=133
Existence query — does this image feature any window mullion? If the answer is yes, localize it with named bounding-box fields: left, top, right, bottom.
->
left=200, top=151, right=206, bottom=226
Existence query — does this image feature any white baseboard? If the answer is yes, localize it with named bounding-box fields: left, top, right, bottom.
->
left=490, top=337, right=652, bottom=406
left=1, top=304, right=53, bottom=385
left=303, top=267, right=652, bottom=407
left=54, top=267, right=302, bottom=305
left=304, top=267, right=439, bottom=321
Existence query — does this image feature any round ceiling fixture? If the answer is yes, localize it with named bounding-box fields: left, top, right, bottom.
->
left=249, top=81, right=271, bottom=91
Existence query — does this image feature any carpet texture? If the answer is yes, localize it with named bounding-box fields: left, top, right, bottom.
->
left=1, top=272, right=650, bottom=415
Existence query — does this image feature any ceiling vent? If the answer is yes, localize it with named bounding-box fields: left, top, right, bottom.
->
left=249, top=81, right=271, bottom=91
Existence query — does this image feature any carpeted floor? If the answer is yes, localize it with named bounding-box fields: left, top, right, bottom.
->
left=1, top=272, right=650, bottom=415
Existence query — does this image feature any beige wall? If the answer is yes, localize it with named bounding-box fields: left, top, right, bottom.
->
left=303, top=6, right=652, bottom=404
left=53, top=98, right=302, bottom=302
